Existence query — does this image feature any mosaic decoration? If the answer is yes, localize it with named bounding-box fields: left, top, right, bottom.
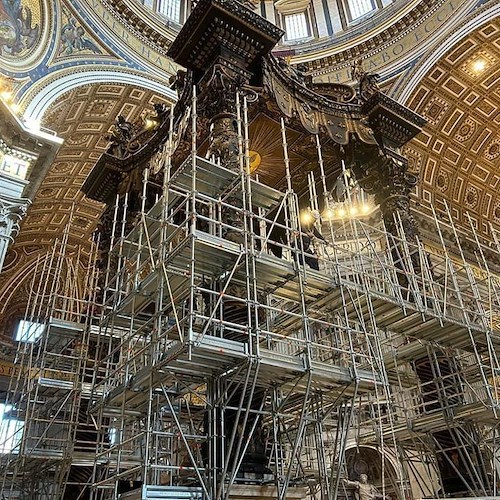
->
left=58, top=7, right=102, bottom=56
left=0, top=0, right=40, bottom=57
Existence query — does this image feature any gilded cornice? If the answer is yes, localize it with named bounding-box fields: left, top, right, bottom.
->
left=60, top=0, right=180, bottom=76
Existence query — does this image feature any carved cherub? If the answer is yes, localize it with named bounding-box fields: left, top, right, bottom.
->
left=350, top=59, right=379, bottom=100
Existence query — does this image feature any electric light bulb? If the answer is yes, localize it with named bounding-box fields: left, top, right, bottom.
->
left=301, top=211, right=313, bottom=225
left=361, top=203, right=371, bottom=214
left=324, top=209, right=334, bottom=220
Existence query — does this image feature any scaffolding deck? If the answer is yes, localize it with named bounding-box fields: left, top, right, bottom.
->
left=94, top=334, right=381, bottom=412
left=361, top=400, right=499, bottom=444
left=113, top=228, right=497, bottom=354
left=171, top=156, right=285, bottom=212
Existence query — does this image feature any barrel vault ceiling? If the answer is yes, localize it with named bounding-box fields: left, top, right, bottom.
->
left=403, top=18, right=500, bottom=240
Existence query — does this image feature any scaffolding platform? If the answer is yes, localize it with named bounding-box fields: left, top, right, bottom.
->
left=120, top=485, right=203, bottom=500
left=361, top=399, right=499, bottom=444
left=95, top=333, right=382, bottom=413
left=171, top=155, right=285, bottom=212
left=112, top=202, right=500, bottom=357
left=76, top=102, right=500, bottom=499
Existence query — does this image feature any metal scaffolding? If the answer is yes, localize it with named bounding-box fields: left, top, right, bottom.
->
left=358, top=203, right=500, bottom=497
left=0, top=220, right=101, bottom=499
left=1, top=93, right=499, bottom=499
left=84, top=96, right=500, bottom=499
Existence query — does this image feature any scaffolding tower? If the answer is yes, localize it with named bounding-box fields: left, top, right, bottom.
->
left=85, top=94, right=500, bottom=500
left=0, top=223, right=101, bottom=499
left=1, top=3, right=499, bottom=497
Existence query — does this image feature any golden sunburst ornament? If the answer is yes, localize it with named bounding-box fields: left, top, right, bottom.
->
left=248, top=150, right=261, bottom=173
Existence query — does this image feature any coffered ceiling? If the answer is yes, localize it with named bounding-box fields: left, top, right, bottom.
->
left=403, top=18, right=500, bottom=241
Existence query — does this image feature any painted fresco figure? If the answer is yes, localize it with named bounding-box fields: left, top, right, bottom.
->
left=0, top=0, right=39, bottom=55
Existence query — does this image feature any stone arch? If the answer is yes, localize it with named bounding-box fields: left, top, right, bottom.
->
left=0, top=78, right=176, bottom=335
left=345, top=445, right=400, bottom=496
left=22, top=68, right=177, bottom=122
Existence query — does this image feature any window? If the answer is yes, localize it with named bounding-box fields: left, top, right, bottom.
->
left=15, top=320, right=44, bottom=343
left=0, top=404, right=23, bottom=454
left=347, top=0, right=375, bottom=19
left=284, top=12, right=310, bottom=41
left=158, top=0, right=181, bottom=22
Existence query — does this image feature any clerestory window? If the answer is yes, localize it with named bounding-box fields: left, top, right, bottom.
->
left=284, top=12, right=310, bottom=41
left=347, top=0, right=376, bottom=20
left=158, top=0, right=182, bottom=22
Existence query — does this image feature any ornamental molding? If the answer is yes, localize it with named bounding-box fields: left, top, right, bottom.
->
left=0, top=197, right=30, bottom=241
left=274, top=0, right=312, bottom=15
left=81, top=0, right=178, bottom=51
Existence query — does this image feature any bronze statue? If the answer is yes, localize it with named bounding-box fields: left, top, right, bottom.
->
left=105, top=115, right=135, bottom=157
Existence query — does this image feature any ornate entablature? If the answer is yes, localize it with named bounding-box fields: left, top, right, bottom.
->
left=0, top=99, right=62, bottom=200
left=167, top=0, right=285, bottom=77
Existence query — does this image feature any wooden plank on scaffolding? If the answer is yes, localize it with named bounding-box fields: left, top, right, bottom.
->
left=172, top=155, right=237, bottom=198
left=228, top=485, right=307, bottom=500
left=453, top=401, right=498, bottom=424
left=119, top=485, right=204, bottom=500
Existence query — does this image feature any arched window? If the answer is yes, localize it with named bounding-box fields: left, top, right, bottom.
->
left=158, top=0, right=182, bottom=22
left=346, top=0, right=375, bottom=20
left=275, top=0, right=314, bottom=42
left=134, top=0, right=189, bottom=23
left=284, top=12, right=310, bottom=41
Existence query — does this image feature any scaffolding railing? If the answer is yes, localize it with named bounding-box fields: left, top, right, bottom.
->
left=0, top=223, right=101, bottom=499
left=85, top=91, right=500, bottom=499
